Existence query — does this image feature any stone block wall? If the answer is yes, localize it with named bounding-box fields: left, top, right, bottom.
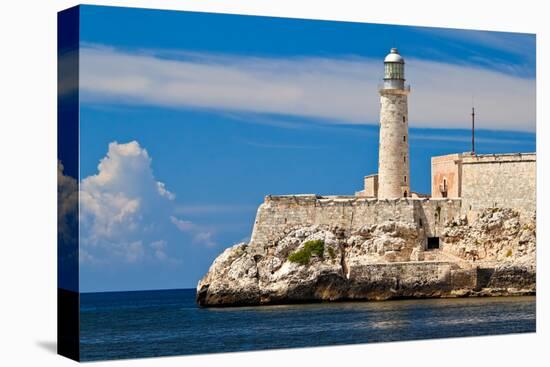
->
left=461, top=153, right=536, bottom=215
left=249, top=195, right=462, bottom=253
left=363, top=174, right=378, bottom=197
left=412, top=198, right=463, bottom=238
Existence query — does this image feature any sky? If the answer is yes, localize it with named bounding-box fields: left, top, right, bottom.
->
left=67, top=5, right=536, bottom=292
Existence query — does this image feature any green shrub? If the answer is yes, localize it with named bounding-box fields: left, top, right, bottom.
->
left=505, top=249, right=513, bottom=257
left=305, top=240, right=325, bottom=257
left=288, top=250, right=311, bottom=265
left=288, top=240, right=325, bottom=266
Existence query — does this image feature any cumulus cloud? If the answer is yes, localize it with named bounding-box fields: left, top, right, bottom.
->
left=79, top=141, right=175, bottom=264
left=170, top=216, right=216, bottom=248
left=58, top=161, right=78, bottom=246
left=80, top=45, right=535, bottom=131
left=74, top=140, right=218, bottom=265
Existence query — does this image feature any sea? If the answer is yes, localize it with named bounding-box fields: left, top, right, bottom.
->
left=79, top=289, right=536, bottom=361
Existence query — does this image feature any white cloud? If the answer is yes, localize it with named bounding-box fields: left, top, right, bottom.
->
left=76, top=140, right=217, bottom=265
left=170, top=216, right=216, bottom=248
left=57, top=161, right=78, bottom=246
left=80, top=45, right=535, bottom=132
left=157, top=182, right=176, bottom=200
left=150, top=240, right=168, bottom=261
left=80, top=141, right=175, bottom=264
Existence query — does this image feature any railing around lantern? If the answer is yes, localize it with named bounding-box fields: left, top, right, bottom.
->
left=378, top=83, right=411, bottom=93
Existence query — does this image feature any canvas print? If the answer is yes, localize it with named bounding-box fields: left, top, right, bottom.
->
left=57, top=5, right=536, bottom=362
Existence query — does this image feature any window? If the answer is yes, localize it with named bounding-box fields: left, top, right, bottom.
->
left=404, top=156, right=406, bottom=162
left=385, top=63, right=404, bottom=79
left=404, top=176, right=407, bottom=183
left=403, top=116, right=406, bottom=123
left=403, top=135, right=406, bottom=142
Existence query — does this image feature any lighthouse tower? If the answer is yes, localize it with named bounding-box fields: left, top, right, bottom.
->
left=377, top=48, right=411, bottom=199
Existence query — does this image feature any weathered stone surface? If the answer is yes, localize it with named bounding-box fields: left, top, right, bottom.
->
left=196, top=207, right=536, bottom=306
left=196, top=243, right=260, bottom=306
left=441, top=208, right=536, bottom=262
left=431, top=152, right=536, bottom=214
left=378, top=89, right=410, bottom=199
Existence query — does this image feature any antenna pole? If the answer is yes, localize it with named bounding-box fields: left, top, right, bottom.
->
left=471, top=107, right=475, bottom=155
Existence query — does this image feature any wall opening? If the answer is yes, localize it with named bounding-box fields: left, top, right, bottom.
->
left=403, top=190, right=408, bottom=197
left=427, top=237, right=440, bottom=250
left=440, top=178, right=448, bottom=198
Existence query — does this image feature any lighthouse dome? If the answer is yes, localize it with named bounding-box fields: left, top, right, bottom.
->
left=384, top=48, right=404, bottom=63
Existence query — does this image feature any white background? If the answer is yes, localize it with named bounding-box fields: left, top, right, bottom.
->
left=0, top=0, right=548, bottom=366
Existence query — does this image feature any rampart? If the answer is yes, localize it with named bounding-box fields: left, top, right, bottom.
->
left=460, top=153, right=536, bottom=214
left=249, top=195, right=462, bottom=252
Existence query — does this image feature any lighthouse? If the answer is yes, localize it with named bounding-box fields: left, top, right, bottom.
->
left=377, top=48, right=411, bottom=199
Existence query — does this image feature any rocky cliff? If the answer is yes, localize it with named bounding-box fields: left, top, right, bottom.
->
left=196, top=207, right=535, bottom=307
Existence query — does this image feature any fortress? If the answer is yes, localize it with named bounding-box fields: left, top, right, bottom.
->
left=197, top=49, right=536, bottom=306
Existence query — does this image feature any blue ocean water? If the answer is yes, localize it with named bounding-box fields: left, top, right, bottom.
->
left=79, top=289, right=535, bottom=361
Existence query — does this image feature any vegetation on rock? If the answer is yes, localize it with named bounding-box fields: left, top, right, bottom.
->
left=288, top=240, right=325, bottom=265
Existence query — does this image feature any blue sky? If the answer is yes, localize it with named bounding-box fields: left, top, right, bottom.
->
left=71, top=5, right=535, bottom=292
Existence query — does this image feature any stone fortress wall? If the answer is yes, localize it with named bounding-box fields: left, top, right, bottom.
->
left=431, top=152, right=536, bottom=215
left=249, top=195, right=462, bottom=255
left=249, top=150, right=537, bottom=256
left=461, top=153, right=536, bottom=214
left=198, top=191, right=536, bottom=306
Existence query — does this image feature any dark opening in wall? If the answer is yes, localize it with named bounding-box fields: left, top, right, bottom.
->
left=427, top=237, right=440, bottom=250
